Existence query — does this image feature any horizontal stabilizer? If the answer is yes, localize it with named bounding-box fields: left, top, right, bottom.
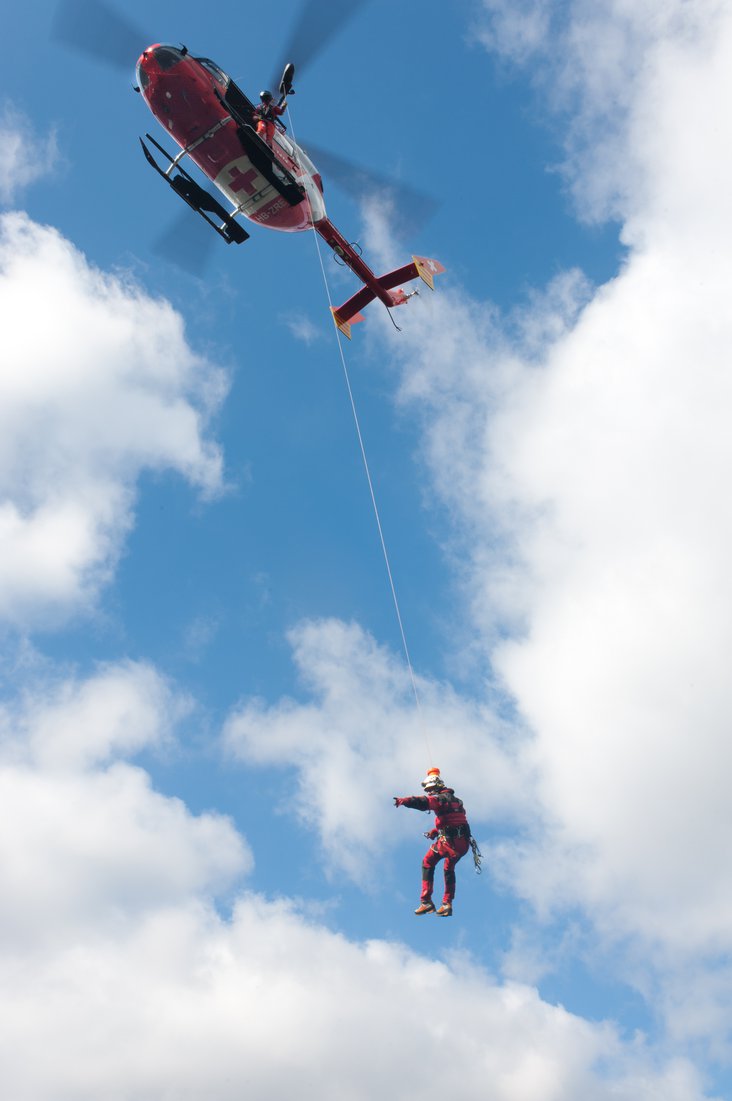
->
left=374, top=255, right=446, bottom=298
left=331, top=286, right=376, bottom=339
left=331, top=307, right=366, bottom=340
left=330, top=251, right=445, bottom=337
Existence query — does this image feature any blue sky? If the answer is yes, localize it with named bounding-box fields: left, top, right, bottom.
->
left=2, top=1, right=732, bottom=1098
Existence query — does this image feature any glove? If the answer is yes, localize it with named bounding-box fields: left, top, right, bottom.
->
left=425, top=828, right=438, bottom=839
left=393, top=797, right=403, bottom=807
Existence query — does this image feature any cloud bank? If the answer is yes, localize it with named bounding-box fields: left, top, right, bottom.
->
left=0, top=652, right=708, bottom=1100
left=2, top=893, right=713, bottom=1101
left=0, top=648, right=706, bottom=1101
left=463, top=0, right=732, bottom=957
left=0, top=212, right=227, bottom=628
left=0, top=660, right=250, bottom=948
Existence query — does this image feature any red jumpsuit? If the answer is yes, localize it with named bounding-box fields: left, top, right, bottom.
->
left=395, top=788, right=471, bottom=905
left=254, top=100, right=285, bottom=144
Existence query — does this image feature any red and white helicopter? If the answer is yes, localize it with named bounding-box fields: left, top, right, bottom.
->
left=137, top=48, right=444, bottom=337
left=53, top=1, right=445, bottom=338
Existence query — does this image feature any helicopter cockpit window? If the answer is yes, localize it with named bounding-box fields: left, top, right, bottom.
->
left=136, top=62, right=150, bottom=91
left=196, top=58, right=229, bottom=88
left=153, top=46, right=185, bottom=71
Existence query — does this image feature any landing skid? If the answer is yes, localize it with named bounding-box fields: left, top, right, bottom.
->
left=140, top=133, right=249, bottom=245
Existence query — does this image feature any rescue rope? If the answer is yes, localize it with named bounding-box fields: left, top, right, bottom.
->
left=311, top=230, right=432, bottom=758
left=286, top=108, right=434, bottom=766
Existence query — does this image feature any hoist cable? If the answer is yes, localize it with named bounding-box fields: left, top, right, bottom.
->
left=284, top=108, right=435, bottom=765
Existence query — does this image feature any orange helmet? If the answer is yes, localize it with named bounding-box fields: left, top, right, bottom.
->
left=421, top=767, right=445, bottom=793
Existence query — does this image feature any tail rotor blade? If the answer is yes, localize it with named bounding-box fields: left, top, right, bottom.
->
left=52, top=0, right=149, bottom=70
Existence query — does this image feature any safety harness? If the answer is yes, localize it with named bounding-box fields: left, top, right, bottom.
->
left=428, top=824, right=483, bottom=874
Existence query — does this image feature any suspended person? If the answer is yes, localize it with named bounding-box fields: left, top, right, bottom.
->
left=254, top=89, right=286, bottom=145
left=394, top=768, right=480, bottom=917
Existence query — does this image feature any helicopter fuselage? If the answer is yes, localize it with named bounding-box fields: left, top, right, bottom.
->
left=137, top=44, right=325, bottom=233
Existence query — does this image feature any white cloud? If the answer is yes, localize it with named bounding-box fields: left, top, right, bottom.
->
left=0, top=893, right=714, bottom=1101
left=451, top=0, right=732, bottom=953
left=0, top=212, right=228, bottom=627
left=223, top=617, right=525, bottom=879
left=0, top=661, right=250, bottom=948
left=0, top=103, right=58, bottom=204
left=477, top=0, right=730, bottom=227
left=485, top=249, right=732, bottom=944
left=7, top=659, right=185, bottom=770
left=283, top=311, right=325, bottom=344
left=475, top=0, right=554, bottom=67
left=182, top=613, right=222, bottom=661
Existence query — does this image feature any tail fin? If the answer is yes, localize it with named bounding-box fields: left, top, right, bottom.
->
left=331, top=255, right=445, bottom=338
left=410, top=255, right=445, bottom=291
left=331, top=286, right=374, bottom=339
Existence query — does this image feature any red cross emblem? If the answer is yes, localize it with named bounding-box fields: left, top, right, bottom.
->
left=228, top=166, right=259, bottom=195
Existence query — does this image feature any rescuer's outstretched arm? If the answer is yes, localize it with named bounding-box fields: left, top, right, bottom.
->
left=393, top=795, right=430, bottom=811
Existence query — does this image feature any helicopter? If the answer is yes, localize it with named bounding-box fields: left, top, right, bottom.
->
left=52, top=0, right=445, bottom=338
left=135, top=45, right=444, bottom=337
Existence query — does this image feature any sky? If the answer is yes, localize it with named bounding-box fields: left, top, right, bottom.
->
left=2, top=0, right=731, bottom=1097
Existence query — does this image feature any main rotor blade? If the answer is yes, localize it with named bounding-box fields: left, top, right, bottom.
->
left=152, top=210, right=217, bottom=278
left=51, top=0, right=149, bottom=70
left=271, top=0, right=375, bottom=90
left=304, top=144, right=438, bottom=238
